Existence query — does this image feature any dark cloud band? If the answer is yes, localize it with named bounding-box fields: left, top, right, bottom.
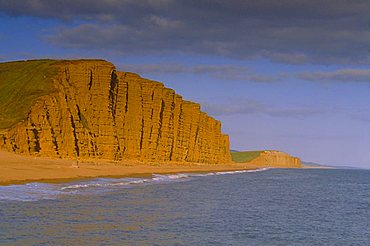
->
left=122, top=63, right=279, bottom=83
left=1, top=0, right=369, bottom=65
left=298, top=69, right=370, bottom=83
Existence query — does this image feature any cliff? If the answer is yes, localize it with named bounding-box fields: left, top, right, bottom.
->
left=231, top=150, right=301, bottom=168
left=0, top=60, right=231, bottom=164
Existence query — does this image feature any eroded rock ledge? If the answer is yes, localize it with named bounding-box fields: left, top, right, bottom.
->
left=0, top=60, right=231, bottom=164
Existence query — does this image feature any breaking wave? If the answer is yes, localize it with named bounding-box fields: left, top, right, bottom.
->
left=0, top=168, right=270, bottom=201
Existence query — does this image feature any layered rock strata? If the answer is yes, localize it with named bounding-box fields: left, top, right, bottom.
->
left=247, top=150, right=301, bottom=168
left=0, top=60, right=231, bottom=163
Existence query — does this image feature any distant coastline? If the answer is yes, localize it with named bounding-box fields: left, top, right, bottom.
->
left=301, top=161, right=366, bottom=170
left=301, top=165, right=334, bottom=169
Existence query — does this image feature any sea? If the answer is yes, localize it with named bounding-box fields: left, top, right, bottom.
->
left=0, top=168, right=369, bottom=245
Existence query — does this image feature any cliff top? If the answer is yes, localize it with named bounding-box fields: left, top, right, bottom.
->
left=231, top=150, right=298, bottom=163
left=0, top=59, right=113, bottom=129
left=0, top=59, right=211, bottom=130
left=0, top=60, right=60, bottom=129
left=0, top=59, right=231, bottom=163
left=231, top=151, right=262, bottom=163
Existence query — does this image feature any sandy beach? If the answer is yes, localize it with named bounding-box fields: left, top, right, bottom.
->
left=0, top=150, right=262, bottom=186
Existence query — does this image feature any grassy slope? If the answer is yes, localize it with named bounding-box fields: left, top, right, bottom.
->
left=0, top=60, right=60, bottom=129
left=231, top=151, right=262, bottom=163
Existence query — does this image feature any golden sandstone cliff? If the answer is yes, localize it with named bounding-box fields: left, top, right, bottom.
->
left=0, top=60, right=231, bottom=164
left=247, top=151, right=301, bottom=168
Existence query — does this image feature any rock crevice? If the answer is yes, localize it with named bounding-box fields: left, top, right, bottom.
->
left=0, top=60, right=231, bottom=163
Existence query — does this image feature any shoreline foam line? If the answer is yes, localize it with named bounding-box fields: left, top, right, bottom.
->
left=61, top=168, right=271, bottom=191
left=0, top=168, right=271, bottom=202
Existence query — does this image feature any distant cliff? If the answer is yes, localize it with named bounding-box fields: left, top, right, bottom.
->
left=231, top=150, right=301, bottom=168
left=0, top=60, right=231, bottom=163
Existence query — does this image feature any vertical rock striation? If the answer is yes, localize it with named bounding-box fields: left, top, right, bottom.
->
left=0, top=60, right=231, bottom=163
left=247, top=151, right=301, bottom=168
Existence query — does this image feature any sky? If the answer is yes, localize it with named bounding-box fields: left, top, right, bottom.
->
left=0, top=0, right=370, bottom=168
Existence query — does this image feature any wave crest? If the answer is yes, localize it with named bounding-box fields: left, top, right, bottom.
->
left=0, top=168, right=270, bottom=201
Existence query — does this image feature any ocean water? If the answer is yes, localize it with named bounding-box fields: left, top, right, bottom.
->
left=0, top=168, right=369, bottom=245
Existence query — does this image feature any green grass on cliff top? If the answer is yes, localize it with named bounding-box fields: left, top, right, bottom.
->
left=0, top=60, right=60, bottom=129
left=231, top=151, right=262, bottom=163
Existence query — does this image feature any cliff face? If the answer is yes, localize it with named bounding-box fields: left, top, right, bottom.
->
left=247, top=151, right=301, bottom=168
left=0, top=60, right=231, bottom=163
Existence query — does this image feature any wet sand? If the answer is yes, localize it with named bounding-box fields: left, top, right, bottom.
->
left=0, top=150, right=260, bottom=186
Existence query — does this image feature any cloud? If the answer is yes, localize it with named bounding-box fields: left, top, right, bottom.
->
left=0, top=0, right=172, bottom=20
left=266, top=107, right=328, bottom=118
left=1, top=0, right=370, bottom=65
left=123, top=64, right=188, bottom=74
left=122, top=63, right=280, bottom=82
left=202, top=100, right=329, bottom=119
left=202, top=100, right=266, bottom=116
left=298, top=69, right=370, bottom=83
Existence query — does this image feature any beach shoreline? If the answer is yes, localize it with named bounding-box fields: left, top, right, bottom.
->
left=0, top=150, right=263, bottom=186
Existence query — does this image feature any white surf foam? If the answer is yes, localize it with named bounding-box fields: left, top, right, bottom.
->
left=215, top=167, right=270, bottom=175
left=0, top=168, right=270, bottom=201
left=190, top=167, right=270, bottom=177
left=152, top=173, right=190, bottom=181
left=58, top=168, right=271, bottom=191
left=0, top=183, right=62, bottom=202
left=59, top=178, right=151, bottom=191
